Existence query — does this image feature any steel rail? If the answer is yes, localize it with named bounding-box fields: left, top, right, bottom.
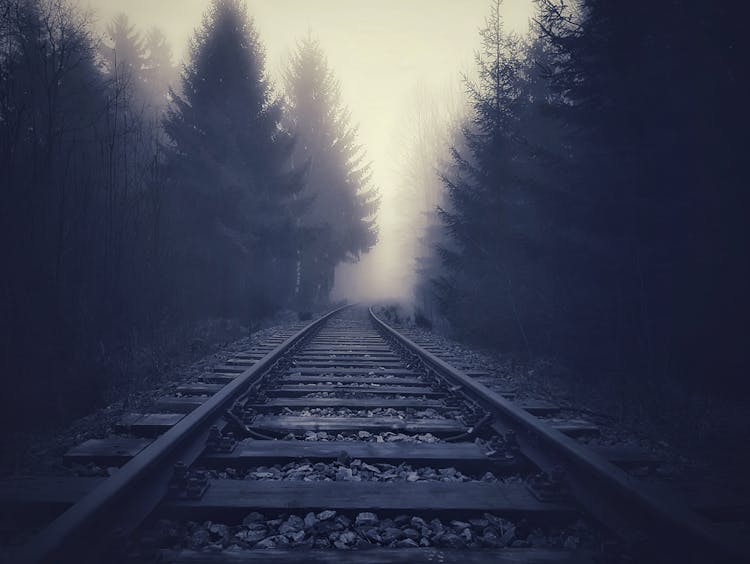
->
left=369, top=306, right=748, bottom=564
left=17, top=305, right=349, bottom=564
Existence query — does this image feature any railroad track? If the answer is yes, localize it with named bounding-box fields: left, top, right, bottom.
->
left=2, top=306, right=747, bottom=563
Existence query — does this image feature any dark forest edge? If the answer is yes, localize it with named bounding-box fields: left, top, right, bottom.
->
left=0, top=0, right=377, bottom=430
left=0, top=0, right=747, bottom=436
left=412, top=1, right=747, bottom=408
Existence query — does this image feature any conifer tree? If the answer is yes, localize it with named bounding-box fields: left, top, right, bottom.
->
left=142, top=27, right=178, bottom=108
left=535, top=0, right=747, bottom=383
left=99, top=14, right=145, bottom=85
left=284, top=35, right=378, bottom=307
left=163, top=0, right=304, bottom=318
left=437, top=0, right=535, bottom=351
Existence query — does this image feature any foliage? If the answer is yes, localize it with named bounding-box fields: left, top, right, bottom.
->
left=425, top=0, right=747, bottom=393
left=0, top=0, right=306, bottom=429
left=162, top=0, right=305, bottom=319
left=435, top=0, right=553, bottom=354
left=284, top=34, right=378, bottom=307
left=0, top=0, right=165, bottom=425
left=533, top=0, right=746, bottom=385
left=98, top=13, right=177, bottom=113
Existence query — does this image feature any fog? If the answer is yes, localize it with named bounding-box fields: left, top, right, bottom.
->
left=78, top=0, right=533, bottom=302
left=2, top=3, right=748, bottom=560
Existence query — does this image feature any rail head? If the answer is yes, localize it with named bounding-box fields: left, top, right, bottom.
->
left=18, top=305, right=349, bottom=564
left=368, top=306, right=748, bottom=563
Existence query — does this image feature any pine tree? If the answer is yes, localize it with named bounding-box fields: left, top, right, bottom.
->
left=284, top=35, right=378, bottom=308
left=142, top=27, right=179, bottom=108
left=437, top=0, right=536, bottom=351
left=99, top=14, right=145, bottom=87
left=163, top=0, right=304, bottom=319
left=99, top=17, right=176, bottom=113
left=536, top=0, right=747, bottom=385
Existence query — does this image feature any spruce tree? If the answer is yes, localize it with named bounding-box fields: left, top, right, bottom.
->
left=163, top=0, right=303, bottom=319
left=284, top=35, right=378, bottom=307
left=142, top=27, right=178, bottom=108
left=99, top=14, right=145, bottom=86
left=437, top=0, right=535, bottom=351
left=535, top=0, right=747, bottom=384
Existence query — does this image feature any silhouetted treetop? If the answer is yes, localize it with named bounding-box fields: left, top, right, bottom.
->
left=100, top=13, right=145, bottom=80
left=184, top=0, right=268, bottom=113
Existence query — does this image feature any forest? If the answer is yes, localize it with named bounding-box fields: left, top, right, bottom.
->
left=0, top=0, right=377, bottom=428
left=0, top=0, right=747, bottom=433
left=407, top=0, right=747, bottom=405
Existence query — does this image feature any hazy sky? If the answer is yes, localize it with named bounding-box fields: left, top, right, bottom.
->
left=79, top=0, right=534, bottom=301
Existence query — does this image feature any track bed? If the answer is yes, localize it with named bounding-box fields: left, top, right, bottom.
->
left=2, top=306, right=747, bottom=563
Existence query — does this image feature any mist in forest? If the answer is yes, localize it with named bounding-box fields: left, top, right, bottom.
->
left=78, top=0, right=535, bottom=301
left=1, top=0, right=747, bottom=434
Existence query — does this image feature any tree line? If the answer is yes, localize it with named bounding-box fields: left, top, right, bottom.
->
left=0, top=0, right=377, bottom=427
left=416, top=0, right=746, bottom=395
